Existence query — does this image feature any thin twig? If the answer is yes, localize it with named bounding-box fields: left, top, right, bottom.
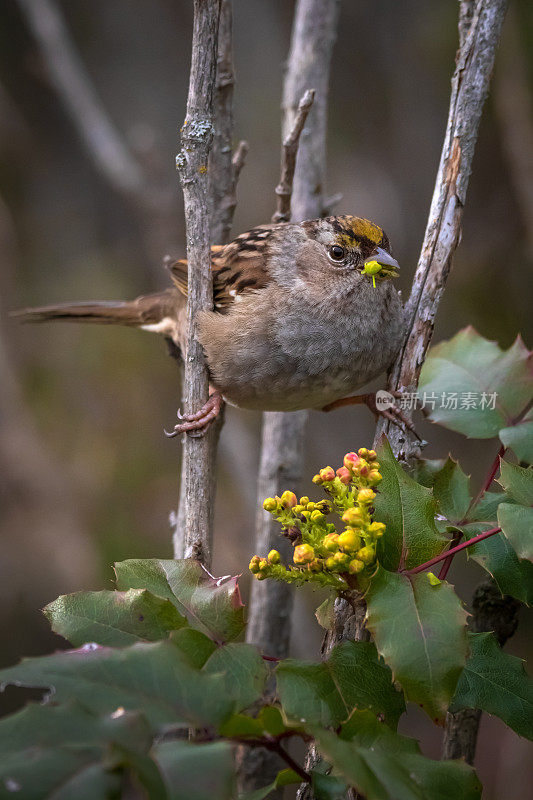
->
left=272, top=89, right=315, bottom=223
left=438, top=530, right=463, bottom=580
left=404, top=526, right=501, bottom=576
left=175, top=0, right=221, bottom=566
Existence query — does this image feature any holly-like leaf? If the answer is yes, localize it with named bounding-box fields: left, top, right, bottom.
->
left=203, top=643, right=268, bottom=712
left=153, top=740, right=236, bottom=800
left=413, top=456, right=472, bottom=524
left=467, top=525, right=533, bottom=606
left=311, top=771, right=349, bottom=800
left=468, top=491, right=508, bottom=523
left=374, top=438, right=447, bottom=570
left=500, top=407, right=533, bottom=464
left=0, top=703, right=155, bottom=800
left=339, top=709, right=419, bottom=753
left=450, top=632, right=533, bottom=740
left=498, top=504, right=533, bottom=564
left=499, top=460, right=533, bottom=506
left=313, top=728, right=481, bottom=800
left=276, top=640, right=405, bottom=729
left=0, top=639, right=236, bottom=731
left=419, top=328, right=533, bottom=438
left=315, top=596, right=336, bottom=630
left=365, top=567, right=468, bottom=723
left=44, top=589, right=187, bottom=647
left=114, top=558, right=244, bottom=643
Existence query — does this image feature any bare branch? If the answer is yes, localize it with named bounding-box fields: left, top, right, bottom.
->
left=374, top=0, right=509, bottom=461
left=176, top=0, right=221, bottom=567
left=272, top=89, right=315, bottom=223
left=243, top=3, right=340, bottom=796
left=16, top=0, right=145, bottom=202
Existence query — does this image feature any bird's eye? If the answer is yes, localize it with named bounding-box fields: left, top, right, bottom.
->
left=329, top=245, right=345, bottom=262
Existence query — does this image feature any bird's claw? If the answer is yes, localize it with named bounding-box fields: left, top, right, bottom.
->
left=164, top=393, right=224, bottom=439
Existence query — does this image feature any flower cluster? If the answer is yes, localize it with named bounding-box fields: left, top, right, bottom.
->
left=249, top=448, right=385, bottom=590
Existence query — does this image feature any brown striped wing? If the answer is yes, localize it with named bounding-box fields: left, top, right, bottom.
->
left=167, top=224, right=281, bottom=312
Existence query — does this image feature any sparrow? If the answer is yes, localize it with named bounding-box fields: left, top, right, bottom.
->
left=13, top=215, right=409, bottom=435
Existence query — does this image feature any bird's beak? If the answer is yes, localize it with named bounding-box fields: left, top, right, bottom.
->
left=364, top=247, right=400, bottom=277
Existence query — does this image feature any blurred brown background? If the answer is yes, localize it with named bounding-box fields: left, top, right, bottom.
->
left=1, top=1, right=532, bottom=796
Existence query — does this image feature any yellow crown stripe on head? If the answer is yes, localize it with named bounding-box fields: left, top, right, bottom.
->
left=336, top=216, right=383, bottom=247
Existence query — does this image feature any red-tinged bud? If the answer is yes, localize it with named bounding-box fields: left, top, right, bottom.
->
left=312, top=474, right=322, bottom=485
left=358, top=464, right=369, bottom=478
left=309, top=559, right=323, bottom=572
left=323, top=533, right=339, bottom=552
left=348, top=559, right=365, bottom=574
left=367, top=450, right=378, bottom=462
left=263, top=497, right=278, bottom=512
left=342, top=508, right=363, bottom=525
left=343, top=452, right=360, bottom=469
left=259, top=558, right=268, bottom=570
left=280, top=490, right=297, bottom=508
left=336, top=467, right=351, bottom=484
left=358, top=447, right=369, bottom=458
left=268, top=549, right=280, bottom=564
left=319, top=466, right=336, bottom=482
left=294, top=544, right=315, bottom=564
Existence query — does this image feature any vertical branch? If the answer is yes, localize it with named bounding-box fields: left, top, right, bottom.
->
left=374, top=0, right=509, bottom=461
left=242, top=2, right=340, bottom=795
left=176, top=0, right=221, bottom=567
left=173, top=0, right=247, bottom=559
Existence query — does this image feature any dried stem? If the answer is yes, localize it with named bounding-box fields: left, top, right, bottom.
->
left=176, top=0, right=221, bottom=566
left=370, top=0, right=510, bottom=767
left=244, top=3, right=340, bottom=796
left=173, top=0, right=246, bottom=560
left=272, top=89, right=315, bottom=223
left=374, top=0, right=509, bottom=461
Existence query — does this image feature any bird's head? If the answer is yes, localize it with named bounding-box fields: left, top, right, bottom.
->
left=300, top=215, right=400, bottom=286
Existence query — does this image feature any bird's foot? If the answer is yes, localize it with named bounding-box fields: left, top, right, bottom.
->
left=165, top=392, right=224, bottom=438
left=322, top=390, right=421, bottom=440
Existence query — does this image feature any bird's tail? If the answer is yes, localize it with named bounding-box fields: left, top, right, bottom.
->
left=10, top=300, right=144, bottom=326
left=10, top=288, right=183, bottom=335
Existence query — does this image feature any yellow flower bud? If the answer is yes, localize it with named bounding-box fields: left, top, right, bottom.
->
left=263, top=497, right=278, bottom=512
left=367, top=450, right=378, bottom=462
left=300, top=496, right=310, bottom=506
left=343, top=452, right=360, bottom=470
left=293, top=504, right=305, bottom=514
left=357, top=488, right=376, bottom=504
left=294, top=544, right=315, bottom=564
left=312, top=474, right=322, bottom=484
left=309, top=559, right=323, bottom=572
left=259, top=559, right=268, bottom=571
left=333, top=551, right=350, bottom=567
left=323, top=533, right=339, bottom=552
left=357, top=448, right=369, bottom=459
left=268, top=549, right=280, bottom=564
left=338, top=529, right=362, bottom=553
left=325, top=556, right=337, bottom=570
left=307, top=502, right=316, bottom=512
left=348, top=559, right=365, bottom=574
left=316, top=500, right=331, bottom=513
left=249, top=556, right=261, bottom=574
left=280, top=491, right=297, bottom=509
left=310, top=510, right=325, bottom=522
left=363, top=260, right=382, bottom=276
left=368, top=522, right=386, bottom=537
left=357, top=546, right=375, bottom=565
left=368, top=470, right=382, bottom=484
left=336, top=467, right=352, bottom=484
left=342, top=508, right=363, bottom=525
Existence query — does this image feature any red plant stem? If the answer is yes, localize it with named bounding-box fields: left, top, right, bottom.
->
left=437, top=530, right=463, bottom=581
left=262, top=654, right=280, bottom=663
left=466, top=444, right=505, bottom=518
left=438, top=444, right=506, bottom=580
left=404, top=527, right=501, bottom=576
